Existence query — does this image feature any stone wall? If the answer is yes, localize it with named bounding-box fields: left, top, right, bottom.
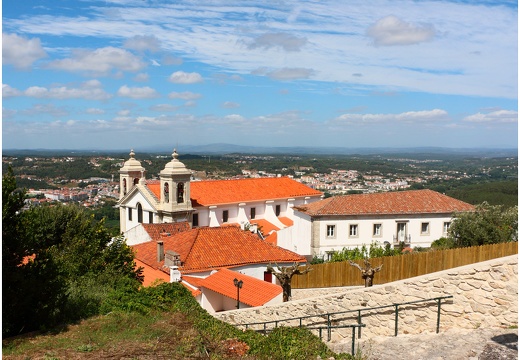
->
left=214, top=255, right=518, bottom=342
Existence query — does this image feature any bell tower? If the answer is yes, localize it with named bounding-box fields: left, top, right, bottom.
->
left=119, top=149, right=145, bottom=200
left=159, top=149, right=193, bottom=222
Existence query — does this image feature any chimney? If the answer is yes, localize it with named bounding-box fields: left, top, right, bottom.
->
left=157, top=241, right=164, bottom=262
left=169, top=266, right=181, bottom=282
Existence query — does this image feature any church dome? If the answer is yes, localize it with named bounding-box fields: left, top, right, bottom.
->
left=121, top=149, right=145, bottom=172
left=161, top=149, right=190, bottom=174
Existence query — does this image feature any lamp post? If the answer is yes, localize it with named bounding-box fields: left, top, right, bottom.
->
left=233, top=278, right=243, bottom=309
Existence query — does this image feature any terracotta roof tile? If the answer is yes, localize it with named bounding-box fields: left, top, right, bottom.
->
left=146, top=177, right=322, bottom=206
left=132, top=226, right=305, bottom=275
left=278, top=217, right=294, bottom=227
left=251, top=219, right=280, bottom=234
left=199, top=268, right=282, bottom=307
left=142, top=222, right=191, bottom=240
left=295, top=189, right=474, bottom=216
left=135, top=259, right=170, bottom=286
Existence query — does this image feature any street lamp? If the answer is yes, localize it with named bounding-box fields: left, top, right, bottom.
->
left=233, top=278, right=243, bottom=309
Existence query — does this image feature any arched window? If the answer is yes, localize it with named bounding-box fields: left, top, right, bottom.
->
left=123, top=179, right=127, bottom=195
left=164, top=182, right=169, bottom=203
left=133, top=178, right=139, bottom=185
left=177, top=183, right=184, bottom=203
left=137, top=203, right=143, bottom=223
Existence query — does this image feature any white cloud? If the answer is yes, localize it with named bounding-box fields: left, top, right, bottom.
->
left=169, top=71, right=203, bottom=84
left=123, top=35, right=161, bottom=52
left=168, top=91, right=202, bottom=100
left=3, top=108, right=17, bottom=119
left=117, top=85, right=160, bottom=99
left=247, top=33, right=308, bottom=51
left=46, top=47, right=146, bottom=76
left=86, top=108, right=105, bottom=115
left=463, top=110, right=518, bottom=123
left=367, top=15, right=436, bottom=46
left=22, top=81, right=112, bottom=100
left=265, top=68, right=314, bottom=81
left=2, top=33, right=47, bottom=70
left=118, top=109, right=131, bottom=116
left=134, top=73, right=149, bottom=82
left=162, top=55, right=183, bottom=66
left=150, top=104, right=179, bottom=112
left=333, top=109, right=449, bottom=125
left=2, top=84, right=22, bottom=98
left=222, top=101, right=240, bottom=108
left=22, top=104, right=69, bottom=117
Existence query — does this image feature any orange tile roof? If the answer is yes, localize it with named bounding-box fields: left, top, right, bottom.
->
left=146, top=177, right=322, bottom=206
left=135, top=259, right=201, bottom=296
left=132, top=225, right=305, bottom=275
left=135, top=259, right=170, bottom=286
left=278, top=217, right=294, bottom=227
left=295, top=189, right=475, bottom=216
left=264, top=231, right=277, bottom=246
left=199, top=268, right=282, bottom=307
left=251, top=218, right=280, bottom=234
left=142, top=222, right=191, bottom=240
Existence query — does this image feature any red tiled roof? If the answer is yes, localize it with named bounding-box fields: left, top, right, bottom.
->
left=146, top=177, right=322, bottom=206
left=142, top=222, right=191, bottom=240
left=135, top=259, right=170, bottom=286
left=132, top=225, right=305, bottom=275
left=135, top=259, right=201, bottom=296
left=146, top=180, right=161, bottom=200
left=251, top=218, right=280, bottom=234
left=199, top=268, right=282, bottom=307
left=264, top=232, right=277, bottom=246
left=295, top=189, right=475, bottom=216
left=278, top=217, right=293, bottom=227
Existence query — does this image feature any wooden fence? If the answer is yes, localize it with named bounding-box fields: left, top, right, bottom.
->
left=291, top=242, right=518, bottom=289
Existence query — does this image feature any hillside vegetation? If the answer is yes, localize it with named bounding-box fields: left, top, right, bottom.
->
left=2, top=282, right=356, bottom=360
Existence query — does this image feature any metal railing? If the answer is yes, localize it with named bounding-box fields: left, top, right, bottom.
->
left=236, top=295, right=453, bottom=355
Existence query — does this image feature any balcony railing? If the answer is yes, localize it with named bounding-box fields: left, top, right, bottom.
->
left=393, top=234, right=411, bottom=244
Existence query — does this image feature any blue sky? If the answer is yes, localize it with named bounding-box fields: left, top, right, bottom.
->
left=2, top=0, right=518, bottom=150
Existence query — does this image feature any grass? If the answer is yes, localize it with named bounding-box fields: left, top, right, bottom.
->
left=3, top=282, right=361, bottom=359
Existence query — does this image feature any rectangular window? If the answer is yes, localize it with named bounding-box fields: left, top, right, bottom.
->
left=326, top=225, right=335, bottom=237
left=250, top=207, right=256, bottom=220
left=349, top=224, right=358, bottom=237
left=421, top=222, right=430, bottom=235
left=223, top=210, right=229, bottom=223
left=373, top=223, right=382, bottom=236
left=275, top=205, right=281, bottom=217
left=128, top=208, right=132, bottom=221
left=443, top=222, right=451, bottom=235
left=192, top=213, right=199, bottom=227
left=148, top=212, right=153, bottom=224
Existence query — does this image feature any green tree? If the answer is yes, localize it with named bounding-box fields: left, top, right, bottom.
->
left=3, top=167, right=66, bottom=336
left=3, top=168, right=142, bottom=337
left=448, top=202, right=518, bottom=247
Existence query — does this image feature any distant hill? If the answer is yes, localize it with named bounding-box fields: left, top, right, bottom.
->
left=3, top=144, right=518, bottom=157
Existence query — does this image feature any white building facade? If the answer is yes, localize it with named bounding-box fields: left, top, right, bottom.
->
left=285, top=189, right=475, bottom=258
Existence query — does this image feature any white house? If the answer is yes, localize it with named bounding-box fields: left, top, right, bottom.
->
left=117, top=149, right=323, bottom=235
left=277, top=189, right=475, bottom=258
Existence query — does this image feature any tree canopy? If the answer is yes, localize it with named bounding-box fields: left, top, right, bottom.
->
left=2, top=167, right=142, bottom=337
left=448, top=202, right=518, bottom=248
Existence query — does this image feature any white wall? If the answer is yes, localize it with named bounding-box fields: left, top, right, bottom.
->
left=124, top=224, right=152, bottom=246
left=307, top=214, right=454, bottom=257
left=278, top=211, right=312, bottom=255
left=122, top=190, right=157, bottom=232
left=192, top=195, right=321, bottom=229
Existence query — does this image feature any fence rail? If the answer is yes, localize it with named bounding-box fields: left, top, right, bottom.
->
left=237, top=295, right=452, bottom=355
left=292, top=242, right=518, bottom=288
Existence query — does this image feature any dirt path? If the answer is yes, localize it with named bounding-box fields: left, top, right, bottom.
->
left=329, top=327, right=518, bottom=360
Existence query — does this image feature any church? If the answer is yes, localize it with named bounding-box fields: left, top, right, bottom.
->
left=117, top=149, right=324, bottom=237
